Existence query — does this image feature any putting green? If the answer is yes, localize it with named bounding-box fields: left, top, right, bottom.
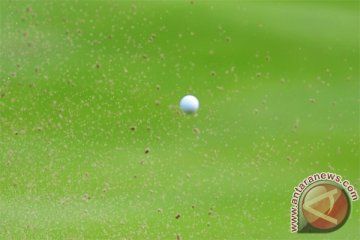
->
left=0, top=1, right=359, bottom=239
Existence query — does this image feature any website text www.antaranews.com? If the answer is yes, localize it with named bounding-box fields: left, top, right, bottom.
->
left=290, top=172, right=358, bottom=233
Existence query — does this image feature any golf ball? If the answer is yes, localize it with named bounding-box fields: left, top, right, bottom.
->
left=180, top=95, right=199, bottom=113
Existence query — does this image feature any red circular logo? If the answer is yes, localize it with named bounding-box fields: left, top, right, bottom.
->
left=302, top=183, right=350, bottom=230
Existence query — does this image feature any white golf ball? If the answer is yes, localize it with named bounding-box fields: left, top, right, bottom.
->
left=180, top=95, right=199, bottom=113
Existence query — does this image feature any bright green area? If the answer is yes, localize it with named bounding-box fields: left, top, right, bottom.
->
left=0, top=1, right=359, bottom=239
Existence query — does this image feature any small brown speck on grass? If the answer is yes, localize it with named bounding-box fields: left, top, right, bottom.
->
left=102, top=183, right=110, bottom=193
left=193, top=128, right=200, bottom=135
left=144, top=148, right=150, bottom=154
left=130, top=126, right=136, bottom=131
left=83, top=193, right=91, bottom=201
left=309, top=98, right=316, bottom=103
left=176, top=234, right=182, bottom=240
left=175, top=213, right=181, bottom=219
left=208, top=207, right=214, bottom=215
left=293, top=119, right=300, bottom=129
left=148, top=33, right=156, bottom=42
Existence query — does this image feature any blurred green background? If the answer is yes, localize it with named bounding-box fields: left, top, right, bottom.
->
left=0, top=1, right=359, bottom=239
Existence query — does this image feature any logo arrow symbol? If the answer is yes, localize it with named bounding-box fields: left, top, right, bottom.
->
left=302, top=188, right=338, bottom=224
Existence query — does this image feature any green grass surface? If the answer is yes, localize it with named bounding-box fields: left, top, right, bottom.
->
left=0, top=1, right=359, bottom=239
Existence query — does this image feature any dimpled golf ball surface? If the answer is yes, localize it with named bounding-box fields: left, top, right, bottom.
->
left=180, top=95, right=199, bottom=113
